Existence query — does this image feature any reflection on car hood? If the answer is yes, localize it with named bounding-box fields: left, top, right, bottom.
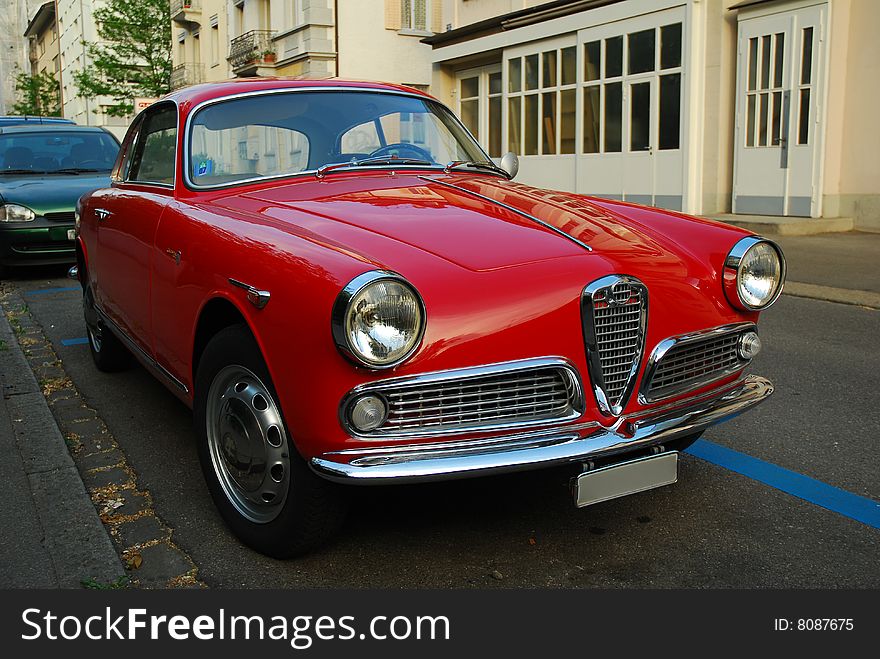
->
left=231, top=172, right=742, bottom=278
left=0, top=173, right=111, bottom=216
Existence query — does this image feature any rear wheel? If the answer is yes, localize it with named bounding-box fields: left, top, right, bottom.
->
left=83, top=284, right=131, bottom=371
left=194, top=324, right=347, bottom=558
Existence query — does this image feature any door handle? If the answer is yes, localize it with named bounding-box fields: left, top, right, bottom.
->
left=95, top=208, right=111, bottom=221
left=165, top=248, right=181, bottom=266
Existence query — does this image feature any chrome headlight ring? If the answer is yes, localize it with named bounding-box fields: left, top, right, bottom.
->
left=331, top=270, right=426, bottom=370
left=723, top=236, right=786, bottom=311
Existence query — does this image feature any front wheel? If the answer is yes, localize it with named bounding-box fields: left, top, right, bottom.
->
left=194, top=324, right=347, bottom=558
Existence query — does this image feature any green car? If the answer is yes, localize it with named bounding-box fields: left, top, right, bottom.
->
left=0, top=125, right=120, bottom=276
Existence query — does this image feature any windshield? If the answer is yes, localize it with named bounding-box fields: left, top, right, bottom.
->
left=0, top=131, right=119, bottom=174
left=188, top=90, right=489, bottom=187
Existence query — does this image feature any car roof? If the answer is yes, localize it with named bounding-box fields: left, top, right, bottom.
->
left=163, top=77, right=434, bottom=114
left=0, top=116, right=75, bottom=125
left=0, top=124, right=109, bottom=136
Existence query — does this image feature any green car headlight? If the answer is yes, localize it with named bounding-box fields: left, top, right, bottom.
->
left=0, top=203, right=36, bottom=223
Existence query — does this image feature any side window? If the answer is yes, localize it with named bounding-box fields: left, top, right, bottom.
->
left=127, top=104, right=177, bottom=185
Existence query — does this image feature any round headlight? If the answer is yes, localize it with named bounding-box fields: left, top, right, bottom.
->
left=0, top=203, right=36, bottom=223
left=332, top=271, right=425, bottom=368
left=723, top=237, right=785, bottom=310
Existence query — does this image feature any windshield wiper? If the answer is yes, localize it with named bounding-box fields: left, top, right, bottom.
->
left=444, top=160, right=509, bottom=178
left=0, top=168, right=49, bottom=175
left=316, top=155, right=434, bottom=179
left=54, top=167, right=107, bottom=174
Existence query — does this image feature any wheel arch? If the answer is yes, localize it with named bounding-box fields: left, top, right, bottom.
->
left=192, top=295, right=259, bottom=388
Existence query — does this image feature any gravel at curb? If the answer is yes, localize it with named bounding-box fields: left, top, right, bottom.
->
left=1, top=286, right=205, bottom=589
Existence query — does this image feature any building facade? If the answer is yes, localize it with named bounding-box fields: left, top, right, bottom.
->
left=426, top=0, right=879, bottom=230
left=171, top=1, right=438, bottom=89
left=0, top=0, right=33, bottom=115
left=57, top=0, right=128, bottom=137
left=24, top=2, right=61, bottom=100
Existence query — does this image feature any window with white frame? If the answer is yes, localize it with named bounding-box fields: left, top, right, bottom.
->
left=507, top=46, right=577, bottom=156
left=401, top=0, right=429, bottom=32
left=507, top=22, right=682, bottom=157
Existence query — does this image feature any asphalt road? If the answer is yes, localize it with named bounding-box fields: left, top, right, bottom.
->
left=6, top=267, right=879, bottom=588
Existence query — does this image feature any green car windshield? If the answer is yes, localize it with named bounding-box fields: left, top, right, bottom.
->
left=188, top=90, right=490, bottom=187
left=0, top=131, right=120, bottom=174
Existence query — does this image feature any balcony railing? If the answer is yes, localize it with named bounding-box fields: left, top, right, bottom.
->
left=171, top=0, right=201, bottom=24
left=228, top=30, right=277, bottom=71
left=170, top=63, right=205, bottom=90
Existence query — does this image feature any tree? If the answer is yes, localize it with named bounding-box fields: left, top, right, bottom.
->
left=12, top=68, right=61, bottom=116
left=73, top=0, right=172, bottom=117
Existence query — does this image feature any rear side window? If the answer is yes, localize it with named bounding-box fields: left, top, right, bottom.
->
left=127, top=104, right=177, bottom=185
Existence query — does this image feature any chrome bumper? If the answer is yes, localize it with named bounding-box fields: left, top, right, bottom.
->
left=310, top=375, right=773, bottom=484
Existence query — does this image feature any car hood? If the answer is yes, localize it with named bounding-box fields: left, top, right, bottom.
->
left=223, top=172, right=745, bottom=278
left=0, top=173, right=111, bottom=216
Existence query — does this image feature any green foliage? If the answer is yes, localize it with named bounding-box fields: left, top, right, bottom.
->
left=11, top=68, right=61, bottom=116
left=73, top=0, right=172, bottom=117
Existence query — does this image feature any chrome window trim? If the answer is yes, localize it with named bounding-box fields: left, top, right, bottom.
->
left=181, top=86, right=495, bottom=191
left=330, top=269, right=427, bottom=371
left=581, top=274, right=648, bottom=417
left=637, top=322, right=756, bottom=405
left=119, top=100, right=180, bottom=191
left=723, top=235, right=786, bottom=311
left=339, top=357, right=586, bottom=439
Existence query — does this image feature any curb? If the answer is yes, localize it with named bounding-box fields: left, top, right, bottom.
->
left=782, top=281, right=880, bottom=310
left=0, top=299, right=125, bottom=588
left=0, top=286, right=205, bottom=589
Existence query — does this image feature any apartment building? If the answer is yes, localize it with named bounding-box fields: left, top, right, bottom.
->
left=57, top=0, right=127, bottom=137
left=24, top=2, right=61, bottom=98
left=425, top=0, right=879, bottom=229
left=0, top=0, right=32, bottom=115
left=171, top=1, right=438, bottom=90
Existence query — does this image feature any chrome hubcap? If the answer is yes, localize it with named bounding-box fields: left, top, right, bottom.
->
left=206, top=365, right=290, bottom=524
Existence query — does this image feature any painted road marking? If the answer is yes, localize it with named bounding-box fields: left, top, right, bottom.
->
left=687, top=439, right=880, bottom=529
left=60, top=337, right=89, bottom=346
left=23, top=286, right=80, bottom=297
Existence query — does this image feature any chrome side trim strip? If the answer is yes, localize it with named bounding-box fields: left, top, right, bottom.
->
left=94, top=306, right=189, bottom=394
left=418, top=176, right=593, bottom=253
left=637, top=322, right=755, bottom=405
left=311, top=374, right=773, bottom=483
left=339, top=357, right=586, bottom=439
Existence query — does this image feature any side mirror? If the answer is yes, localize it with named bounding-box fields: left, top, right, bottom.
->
left=500, top=151, right=519, bottom=179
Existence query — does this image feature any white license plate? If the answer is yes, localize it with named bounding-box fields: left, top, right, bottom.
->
left=67, top=229, right=76, bottom=241
left=573, top=452, right=679, bottom=508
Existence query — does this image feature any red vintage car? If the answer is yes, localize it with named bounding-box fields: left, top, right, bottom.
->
left=73, top=78, right=784, bottom=557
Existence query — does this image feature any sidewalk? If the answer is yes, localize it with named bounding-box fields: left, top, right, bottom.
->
left=772, top=232, right=880, bottom=308
left=0, top=303, right=124, bottom=588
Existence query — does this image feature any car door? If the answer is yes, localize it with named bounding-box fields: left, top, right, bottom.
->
left=95, top=102, right=177, bottom=356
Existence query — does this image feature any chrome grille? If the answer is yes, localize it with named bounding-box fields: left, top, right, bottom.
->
left=343, top=360, right=583, bottom=437
left=587, top=278, right=646, bottom=411
left=642, top=326, right=751, bottom=402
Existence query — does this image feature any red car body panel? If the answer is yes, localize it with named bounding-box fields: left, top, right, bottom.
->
left=77, top=78, right=763, bottom=463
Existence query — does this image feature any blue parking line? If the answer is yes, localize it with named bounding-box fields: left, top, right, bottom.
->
left=60, top=337, right=89, bottom=346
left=23, top=286, right=80, bottom=297
left=686, top=439, right=880, bottom=529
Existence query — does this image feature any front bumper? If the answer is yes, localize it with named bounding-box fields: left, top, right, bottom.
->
left=310, top=374, right=773, bottom=483
left=0, top=218, right=75, bottom=266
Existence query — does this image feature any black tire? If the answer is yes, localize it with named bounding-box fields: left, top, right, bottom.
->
left=194, top=324, right=347, bottom=558
left=83, top=284, right=131, bottom=372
